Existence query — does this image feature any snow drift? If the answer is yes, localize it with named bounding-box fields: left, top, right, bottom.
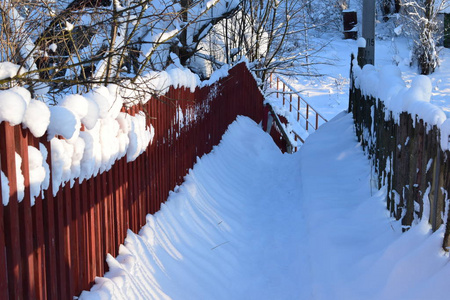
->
left=80, top=114, right=450, bottom=299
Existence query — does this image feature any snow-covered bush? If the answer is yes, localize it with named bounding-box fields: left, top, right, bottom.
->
left=400, top=0, right=449, bottom=74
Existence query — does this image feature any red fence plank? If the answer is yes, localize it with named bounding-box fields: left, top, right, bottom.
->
left=71, top=180, right=82, bottom=293
left=16, top=126, right=35, bottom=300
left=1, top=122, right=23, bottom=300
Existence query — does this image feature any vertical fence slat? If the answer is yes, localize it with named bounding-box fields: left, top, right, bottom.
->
left=29, top=134, right=47, bottom=300
left=71, top=180, right=81, bottom=293
left=16, top=126, right=35, bottom=300
left=41, top=139, right=57, bottom=300
left=96, top=174, right=104, bottom=275
left=113, top=162, right=121, bottom=256
left=1, top=122, right=23, bottom=300
left=79, top=179, right=90, bottom=291
left=63, top=184, right=74, bottom=297
left=55, top=191, right=67, bottom=298
left=87, top=178, right=97, bottom=286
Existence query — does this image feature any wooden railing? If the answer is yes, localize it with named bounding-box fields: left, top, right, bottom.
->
left=263, top=103, right=295, bottom=153
left=0, top=62, right=265, bottom=299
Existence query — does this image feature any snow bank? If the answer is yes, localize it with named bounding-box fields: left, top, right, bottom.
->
left=352, top=62, right=450, bottom=148
left=80, top=114, right=450, bottom=299
left=79, top=116, right=283, bottom=300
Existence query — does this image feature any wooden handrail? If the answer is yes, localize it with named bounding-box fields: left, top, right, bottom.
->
left=266, top=103, right=295, bottom=154
left=269, top=74, right=328, bottom=132
left=277, top=76, right=328, bottom=122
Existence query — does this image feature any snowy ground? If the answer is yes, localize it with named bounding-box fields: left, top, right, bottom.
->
left=81, top=114, right=450, bottom=299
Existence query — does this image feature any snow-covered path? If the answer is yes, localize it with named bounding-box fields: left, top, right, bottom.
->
left=81, top=113, right=450, bottom=300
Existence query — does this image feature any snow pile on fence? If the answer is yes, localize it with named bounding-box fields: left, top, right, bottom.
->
left=352, top=61, right=450, bottom=150
left=0, top=63, right=238, bottom=205
left=0, top=85, right=154, bottom=203
left=123, top=63, right=233, bottom=106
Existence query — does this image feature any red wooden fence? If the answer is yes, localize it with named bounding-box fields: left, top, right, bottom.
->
left=0, top=62, right=264, bottom=299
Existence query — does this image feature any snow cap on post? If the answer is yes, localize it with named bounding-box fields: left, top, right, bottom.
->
left=47, top=106, right=79, bottom=140
left=357, top=37, right=366, bottom=48
left=0, top=89, right=27, bottom=126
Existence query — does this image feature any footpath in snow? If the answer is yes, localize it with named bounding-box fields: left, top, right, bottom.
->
left=81, top=114, right=450, bottom=300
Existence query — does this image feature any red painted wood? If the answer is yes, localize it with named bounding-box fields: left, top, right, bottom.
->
left=54, top=191, right=68, bottom=299
left=16, top=126, right=35, bottom=300
left=63, top=184, right=74, bottom=297
left=100, top=172, right=110, bottom=272
left=0, top=122, right=23, bottom=300
left=109, top=165, right=118, bottom=257
left=71, top=181, right=81, bottom=293
left=79, top=179, right=89, bottom=291
left=28, top=135, right=47, bottom=300
left=87, top=178, right=97, bottom=287
left=122, top=156, right=130, bottom=234
left=0, top=160, right=8, bottom=299
left=95, top=174, right=104, bottom=276
left=137, top=152, right=143, bottom=228
left=41, top=138, right=57, bottom=300
left=120, top=160, right=126, bottom=245
left=108, top=170, right=116, bottom=257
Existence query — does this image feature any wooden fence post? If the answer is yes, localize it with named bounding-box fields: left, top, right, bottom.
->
left=15, top=126, right=35, bottom=300
left=0, top=122, right=23, bottom=300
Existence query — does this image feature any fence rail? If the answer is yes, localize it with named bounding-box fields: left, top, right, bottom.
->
left=0, top=62, right=264, bottom=299
left=270, top=74, right=328, bottom=131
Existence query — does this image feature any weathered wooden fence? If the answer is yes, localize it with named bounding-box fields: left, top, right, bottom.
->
left=349, top=60, right=450, bottom=250
left=0, top=62, right=264, bottom=299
